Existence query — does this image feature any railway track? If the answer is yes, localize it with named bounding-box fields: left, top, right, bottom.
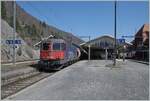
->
left=1, top=71, right=55, bottom=99
left=1, top=60, right=78, bottom=99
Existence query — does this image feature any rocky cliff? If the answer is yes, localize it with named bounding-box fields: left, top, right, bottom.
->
left=1, top=19, right=39, bottom=63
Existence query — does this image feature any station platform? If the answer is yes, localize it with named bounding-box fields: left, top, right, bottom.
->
left=7, top=60, right=149, bottom=100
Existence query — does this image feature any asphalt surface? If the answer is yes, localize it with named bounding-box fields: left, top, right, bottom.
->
left=7, top=60, right=149, bottom=100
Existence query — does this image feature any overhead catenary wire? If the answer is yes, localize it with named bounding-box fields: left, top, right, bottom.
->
left=23, top=2, right=50, bottom=36
left=24, top=1, right=56, bottom=27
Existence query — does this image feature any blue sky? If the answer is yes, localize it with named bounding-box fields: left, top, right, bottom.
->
left=17, top=1, right=149, bottom=42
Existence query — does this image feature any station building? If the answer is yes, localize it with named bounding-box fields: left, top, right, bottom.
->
left=80, top=35, right=130, bottom=60
left=131, top=24, right=149, bottom=61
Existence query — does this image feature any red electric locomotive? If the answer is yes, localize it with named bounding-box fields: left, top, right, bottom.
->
left=38, top=38, right=81, bottom=70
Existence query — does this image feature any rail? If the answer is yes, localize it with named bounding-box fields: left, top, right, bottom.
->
left=2, top=71, right=53, bottom=99
left=1, top=59, right=39, bottom=65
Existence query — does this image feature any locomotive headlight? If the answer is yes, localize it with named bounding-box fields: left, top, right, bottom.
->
left=50, top=56, right=54, bottom=59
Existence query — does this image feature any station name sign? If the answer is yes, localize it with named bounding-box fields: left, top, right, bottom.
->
left=6, top=40, right=21, bottom=44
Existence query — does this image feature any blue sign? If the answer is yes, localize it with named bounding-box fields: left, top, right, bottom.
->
left=122, top=35, right=134, bottom=38
left=117, top=39, right=125, bottom=44
left=6, top=40, right=21, bottom=44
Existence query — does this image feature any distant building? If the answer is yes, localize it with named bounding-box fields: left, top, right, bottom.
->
left=131, top=24, right=149, bottom=61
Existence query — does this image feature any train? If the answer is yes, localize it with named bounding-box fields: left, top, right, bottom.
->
left=38, top=38, right=81, bottom=70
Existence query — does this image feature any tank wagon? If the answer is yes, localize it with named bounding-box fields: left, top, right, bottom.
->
left=38, top=38, right=81, bottom=70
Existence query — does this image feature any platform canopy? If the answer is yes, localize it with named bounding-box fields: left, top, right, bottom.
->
left=81, top=35, right=116, bottom=49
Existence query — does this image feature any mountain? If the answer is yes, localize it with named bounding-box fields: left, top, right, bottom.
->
left=1, top=1, right=84, bottom=63
left=2, top=1, right=83, bottom=48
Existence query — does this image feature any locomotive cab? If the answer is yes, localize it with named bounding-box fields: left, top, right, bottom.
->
left=40, top=39, right=66, bottom=61
left=40, top=42, right=51, bottom=60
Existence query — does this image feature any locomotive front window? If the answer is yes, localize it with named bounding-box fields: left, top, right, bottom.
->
left=43, top=43, right=49, bottom=50
left=61, top=43, right=66, bottom=50
left=53, top=43, right=66, bottom=50
left=53, top=43, right=61, bottom=50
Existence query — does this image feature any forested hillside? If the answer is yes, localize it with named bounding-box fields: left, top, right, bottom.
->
left=1, top=1, right=83, bottom=48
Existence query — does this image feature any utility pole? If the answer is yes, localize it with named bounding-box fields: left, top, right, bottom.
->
left=13, top=1, right=16, bottom=65
left=113, top=1, right=117, bottom=66
left=123, top=45, right=126, bottom=62
left=70, top=36, right=72, bottom=51
left=88, top=36, right=91, bottom=62
left=105, top=48, right=108, bottom=60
